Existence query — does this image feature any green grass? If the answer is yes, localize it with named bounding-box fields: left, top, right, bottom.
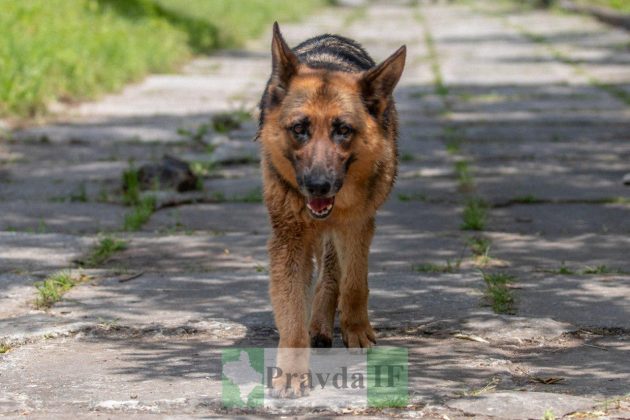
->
left=34, top=271, right=90, bottom=308
left=482, top=271, right=516, bottom=314
left=553, top=262, right=575, bottom=275
left=368, top=396, right=408, bottom=408
left=232, top=188, right=263, bottom=203
left=80, top=236, right=127, bottom=268
left=591, top=79, right=630, bottom=106
left=417, top=11, right=449, bottom=97
left=574, top=0, right=630, bottom=12
left=124, top=195, right=156, bottom=231
left=177, top=123, right=210, bottom=144
left=122, top=166, right=141, bottom=206
left=469, top=236, right=493, bottom=266
left=510, top=194, right=541, bottom=204
left=0, top=343, right=10, bottom=354
left=413, top=260, right=461, bottom=273
left=400, top=152, right=415, bottom=162
left=121, top=162, right=157, bottom=230
left=398, top=192, right=427, bottom=202
left=212, top=109, right=252, bottom=133
left=443, top=126, right=464, bottom=154
left=0, top=0, right=329, bottom=117
left=582, top=265, right=624, bottom=275
left=461, top=198, right=488, bottom=231
left=601, top=197, right=630, bottom=205
left=155, top=0, right=330, bottom=48
left=454, top=160, right=474, bottom=191
left=189, top=161, right=217, bottom=178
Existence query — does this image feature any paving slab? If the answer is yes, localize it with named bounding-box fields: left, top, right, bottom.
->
left=448, top=392, right=596, bottom=420
left=486, top=232, right=630, bottom=272
left=144, top=202, right=269, bottom=234
left=0, top=232, right=93, bottom=272
left=0, top=202, right=126, bottom=234
left=474, top=165, right=628, bottom=203
left=2, top=326, right=627, bottom=417
left=0, top=273, right=37, bottom=319
left=100, top=233, right=268, bottom=274
left=488, top=203, right=630, bottom=236
left=515, top=274, right=630, bottom=329
left=38, top=271, right=489, bottom=331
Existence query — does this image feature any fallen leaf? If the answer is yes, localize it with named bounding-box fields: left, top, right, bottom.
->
left=453, top=333, right=489, bottom=343
left=529, top=376, right=564, bottom=384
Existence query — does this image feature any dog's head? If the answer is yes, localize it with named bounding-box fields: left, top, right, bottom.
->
left=261, top=23, right=405, bottom=220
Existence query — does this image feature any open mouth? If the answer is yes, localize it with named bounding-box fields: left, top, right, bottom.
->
left=306, top=196, right=335, bottom=219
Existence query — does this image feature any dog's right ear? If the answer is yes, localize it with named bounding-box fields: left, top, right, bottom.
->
left=269, top=22, right=299, bottom=104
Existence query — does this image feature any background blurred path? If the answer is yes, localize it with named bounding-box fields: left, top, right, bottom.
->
left=1, top=1, right=629, bottom=417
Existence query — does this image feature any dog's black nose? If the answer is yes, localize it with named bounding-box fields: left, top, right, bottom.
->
left=304, top=176, right=331, bottom=197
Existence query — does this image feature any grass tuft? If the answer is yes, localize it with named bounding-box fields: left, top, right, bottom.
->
left=34, top=271, right=90, bottom=308
left=454, top=160, right=474, bottom=191
left=510, top=194, right=541, bottom=204
left=443, top=126, right=464, bottom=154
left=400, top=152, right=414, bottom=162
left=124, top=195, right=156, bottom=231
left=0, top=343, right=10, bottom=354
left=398, top=192, right=427, bottom=202
left=122, top=166, right=141, bottom=206
left=233, top=188, right=263, bottom=203
left=80, top=236, right=127, bottom=268
left=212, top=110, right=251, bottom=133
left=413, top=260, right=461, bottom=273
left=482, top=271, right=515, bottom=314
left=369, top=395, right=408, bottom=408
left=461, top=197, right=487, bottom=231
left=177, top=123, right=210, bottom=145
left=553, top=262, right=574, bottom=275
left=582, top=265, right=624, bottom=275
left=469, top=236, right=491, bottom=257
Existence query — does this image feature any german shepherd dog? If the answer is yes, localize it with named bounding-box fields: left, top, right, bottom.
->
left=258, top=23, right=405, bottom=397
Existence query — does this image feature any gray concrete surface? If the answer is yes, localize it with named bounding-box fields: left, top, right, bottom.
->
left=1, top=0, right=629, bottom=417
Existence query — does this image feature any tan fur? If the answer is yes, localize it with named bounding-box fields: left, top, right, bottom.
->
left=259, top=23, right=405, bottom=397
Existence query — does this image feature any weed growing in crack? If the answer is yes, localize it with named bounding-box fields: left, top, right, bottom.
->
left=461, top=198, right=487, bottom=231
left=582, top=265, right=625, bottom=275
left=80, top=236, right=127, bottom=268
left=482, top=271, right=515, bottom=314
left=413, top=260, right=461, bottom=273
left=212, top=109, right=251, bottom=133
left=454, top=160, right=474, bottom=191
left=34, top=271, right=91, bottom=309
left=124, top=195, right=156, bottom=231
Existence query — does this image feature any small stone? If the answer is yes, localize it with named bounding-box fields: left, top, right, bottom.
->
left=137, top=155, right=199, bottom=192
left=623, top=173, right=630, bottom=186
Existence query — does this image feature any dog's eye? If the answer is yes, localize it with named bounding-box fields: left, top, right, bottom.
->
left=292, top=123, right=306, bottom=136
left=333, top=124, right=352, bottom=138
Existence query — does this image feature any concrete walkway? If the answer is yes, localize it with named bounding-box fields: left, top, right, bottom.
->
left=1, top=1, right=629, bottom=417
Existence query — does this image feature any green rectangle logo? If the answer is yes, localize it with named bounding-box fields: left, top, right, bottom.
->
left=221, top=347, right=408, bottom=409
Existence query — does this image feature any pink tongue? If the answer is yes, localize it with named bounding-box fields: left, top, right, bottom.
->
left=308, top=197, right=333, bottom=212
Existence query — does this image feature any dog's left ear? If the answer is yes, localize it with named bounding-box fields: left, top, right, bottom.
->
left=269, top=22, right=299, bottom=104
left=361, top=45, right=406, bottom=117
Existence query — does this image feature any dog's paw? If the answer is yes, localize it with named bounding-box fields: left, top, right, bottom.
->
left=342, top=321, right=376, bottom=349
left=270, top=374, right=310, bottom=399
left=310, top=332, right=333, bottom=348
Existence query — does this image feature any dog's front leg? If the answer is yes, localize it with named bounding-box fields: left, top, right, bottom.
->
left=268, top=229, right=313, bottom=398
left=334, top=217, right=376, bottom=348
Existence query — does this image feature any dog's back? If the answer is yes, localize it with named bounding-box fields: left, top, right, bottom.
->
left=293, top=34, right=375, bottom=72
